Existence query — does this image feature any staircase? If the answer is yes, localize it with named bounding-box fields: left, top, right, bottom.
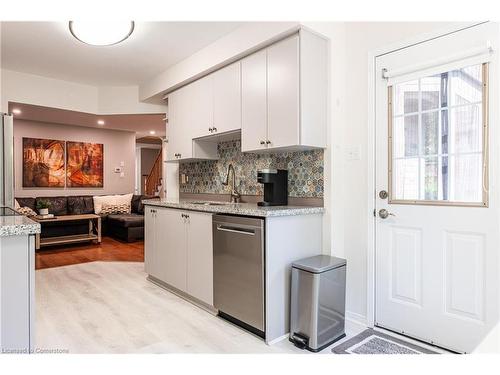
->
left=145, top=149, right=163, bottom=196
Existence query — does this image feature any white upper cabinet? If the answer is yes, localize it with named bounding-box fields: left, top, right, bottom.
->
left=167, top=28, right=327, bottom=160
left=267, top=35, right=300, bottom=149
left=166, top=88, right=193, bottom=161
left=190, top=76, right=213, bottom=138
left=166, top=81, right=217, bottom=162
left=212, top=62, right=241, bottom=135
left=241, top=30, right=328, bottom=152
left=241, top=49, right=268, bottom=152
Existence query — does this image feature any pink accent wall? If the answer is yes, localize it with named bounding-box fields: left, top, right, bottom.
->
left=14, top=119, right=136, bottom=198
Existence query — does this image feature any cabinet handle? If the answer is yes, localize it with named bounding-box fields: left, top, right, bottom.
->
left=260, top=140, right=265, bottom=145
left=209, top=127, right=212, bottom=132
left=213, top=127, right=217, bottom=132
left=266, top=140, right=271, bottom=144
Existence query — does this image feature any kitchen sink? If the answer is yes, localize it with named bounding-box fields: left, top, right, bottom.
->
left=191, top=201, right=232, bottom=206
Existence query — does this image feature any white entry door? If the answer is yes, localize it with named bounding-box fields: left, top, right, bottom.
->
left=375, top=23, right=499, bottom=353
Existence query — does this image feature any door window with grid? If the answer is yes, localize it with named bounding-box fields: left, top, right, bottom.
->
left=389, top=63, right=488, bottom=206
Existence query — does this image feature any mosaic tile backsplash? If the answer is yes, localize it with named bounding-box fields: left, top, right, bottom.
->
left=179, top=140, right=324, bottom=197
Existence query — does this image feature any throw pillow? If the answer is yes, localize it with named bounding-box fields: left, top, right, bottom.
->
left=17, top=206, right=37, bottom=217
left=100, top=203, right=131, bottom=215
left=115, top=193, right=133, bottom=206
left=93, top=195, right=117, bottom=214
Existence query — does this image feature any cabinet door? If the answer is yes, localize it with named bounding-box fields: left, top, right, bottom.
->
left=167, top=87, right=193, bottom=161
left=177, top=85, right=194, bottom=160
left=213, top=62, right=241, bottom=134
left=144, top=206, right=158, bottom=277
left=156, top=208, right=187, bottom=291
left=190, top=76, right=213, bottom=138
left=166, top=91, right=180, bottom=161
left=186, top=212, right=213, bottom=306
left=241, top=50, right=268, bottom=152
left=267, top=35, right=300, bottom=149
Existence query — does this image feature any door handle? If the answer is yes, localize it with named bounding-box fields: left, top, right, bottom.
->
left=216, top=225, right=255, bottom=236
left=378, top=209, right=395, bottom=219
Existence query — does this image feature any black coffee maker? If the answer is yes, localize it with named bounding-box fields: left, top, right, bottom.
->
left=257, top=169, right=288, bottom=206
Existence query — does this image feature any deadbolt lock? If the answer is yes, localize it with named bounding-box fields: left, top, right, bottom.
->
left=379, top=190, right=388, bottom=199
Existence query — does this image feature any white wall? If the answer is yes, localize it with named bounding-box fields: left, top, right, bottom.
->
left=0, top=69, right=166, bottom=114
left=1, top=69, right=98, bottom=113
left=14, top=119, right=136, bottom=197
left=98, top=86, right=165, bottom=115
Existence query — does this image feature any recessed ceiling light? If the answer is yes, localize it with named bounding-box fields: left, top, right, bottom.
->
left=69, top=21, right=134, bottom=46
left=12, top=108, right=22, bottom=115
left=149, top=130, right=156, bottom=135
left=97, top=119, right=105, bottom=125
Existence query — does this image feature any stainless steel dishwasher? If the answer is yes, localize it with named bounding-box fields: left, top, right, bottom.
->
left=213, top=215, right=265, bottom=338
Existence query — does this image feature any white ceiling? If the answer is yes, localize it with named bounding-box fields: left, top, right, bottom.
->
left=1, top=21, right=242, bottom=86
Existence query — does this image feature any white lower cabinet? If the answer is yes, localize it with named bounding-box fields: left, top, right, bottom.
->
left=145, top=206, right=213, bottom=306
left=0, top=234, right=35, bottom=352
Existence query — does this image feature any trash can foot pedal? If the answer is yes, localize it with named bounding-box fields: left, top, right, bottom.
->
left=290, top=333, right=309, bottom=350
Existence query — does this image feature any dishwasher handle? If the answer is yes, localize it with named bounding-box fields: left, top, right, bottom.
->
left=216, top=224, right=256, bottom=236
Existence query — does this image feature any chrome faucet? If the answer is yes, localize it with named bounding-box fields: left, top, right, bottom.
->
left=222, top=164, right=241, bottom=203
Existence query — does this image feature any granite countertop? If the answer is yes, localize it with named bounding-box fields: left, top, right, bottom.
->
left=142, top=199, right=324, bottom=217
left=0, top=212, right=41, bottom=237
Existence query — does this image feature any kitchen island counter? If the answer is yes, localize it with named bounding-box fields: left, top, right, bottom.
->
left=0, top=208, right=41, bottom=237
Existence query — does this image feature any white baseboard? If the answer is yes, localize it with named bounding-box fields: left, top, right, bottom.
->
left=345, top=311, right=369, bottom=334
left=267, top=333, right=289, bottom=346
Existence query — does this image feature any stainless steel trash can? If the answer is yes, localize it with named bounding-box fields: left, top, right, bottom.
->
left=290, top=255, right=346, bottom=352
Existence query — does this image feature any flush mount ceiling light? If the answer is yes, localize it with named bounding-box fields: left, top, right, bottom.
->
left=11, top=108, right=22, bottom=115
left=69, top=21, right=134, bottom=46
left=149, top=130, right=156, bottom=135
left=97, top=119, right=105, bottom=125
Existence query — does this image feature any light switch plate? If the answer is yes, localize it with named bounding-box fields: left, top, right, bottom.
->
left=120, top=161, right=125, bottom=167
left=120, top=172, right=125, bottom=178
left=345, top=145, right=361, bottom=161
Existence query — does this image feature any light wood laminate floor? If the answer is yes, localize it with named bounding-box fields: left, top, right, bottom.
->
left=35, top=261, right=362, bottom=353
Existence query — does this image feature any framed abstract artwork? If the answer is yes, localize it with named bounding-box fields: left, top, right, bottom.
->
left=66, top=141, right=104, bottom=187
left=22, top=137, right=65, bottom=187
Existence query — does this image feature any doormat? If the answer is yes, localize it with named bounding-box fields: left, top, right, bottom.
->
left=332, top=329, right=439, bottom=354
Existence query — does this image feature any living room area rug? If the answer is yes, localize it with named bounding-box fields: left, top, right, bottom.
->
left=332, top=329, right=439, bottom=354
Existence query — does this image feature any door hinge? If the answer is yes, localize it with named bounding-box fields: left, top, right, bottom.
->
left=373, top=209, right=376, bottom=217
